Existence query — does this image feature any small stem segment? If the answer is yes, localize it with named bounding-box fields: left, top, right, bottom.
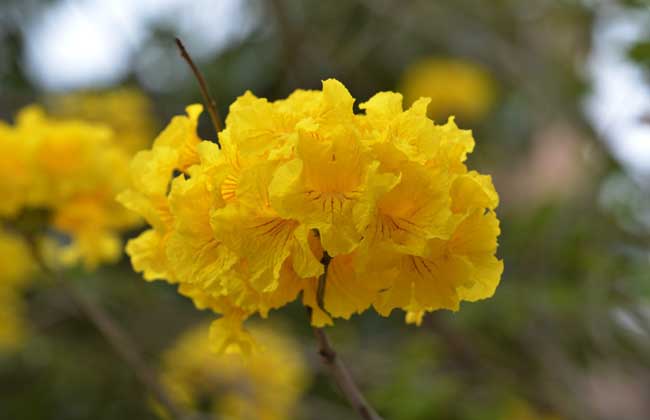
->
left=174, top=37, right=223, bottom=146
left=26, top=239, right=188, bottom=420
left=312, top=327, right=383, bottom=420
left=316, top=251, right=331, bottom=314
left=310, top=254, right=383, bottom=420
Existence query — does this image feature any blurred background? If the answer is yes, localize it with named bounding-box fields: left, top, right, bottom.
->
left=1, top=0, right=650, bottom=419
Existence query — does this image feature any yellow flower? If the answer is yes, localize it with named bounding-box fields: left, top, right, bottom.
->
left=160, top=323, right=308, bottom=420
left=52, top=191, right=138, bottom=268
left=0, top=230, right=33, bottom=288
left=121, top=79, right=502, bottom=351
left=117, top=104, right=205, bottom=281
left=1, top=106, right=141, bottom=269
left=0, top=123, right=33, bottom=217
left=48, top=88, right=156, bottom=154
left=399, top=57, right=496, bottom=122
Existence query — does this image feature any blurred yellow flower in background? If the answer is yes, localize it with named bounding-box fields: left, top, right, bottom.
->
left=0, top=105, right=141, bottom=269
left=48, top=88, right=157, bottom=154
left=0, top=230, right=33, bottom=287
left=120, top=79, right=502, bottom=353
left=400, top=57, right=496, bottom=122
left=0, top=123, right=34, bottom=218
left=0, top=92, right=154, bottom=351
left=160, top=323, right=308, bottom=420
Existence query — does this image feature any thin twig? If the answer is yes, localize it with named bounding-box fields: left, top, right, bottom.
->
left=312, top=326, right=383, bottom=420
left=26, top=238, right=189, bottom=420
left=174, top=37, right=223, bottom=146
left=309, top=255, right=383, bottom=420
left=316, top=251, right=332, bottom=314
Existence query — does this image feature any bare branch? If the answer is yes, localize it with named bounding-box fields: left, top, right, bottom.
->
left=312, top=326, right=383, bottom=420
left=309, top=252, right=383, bottom=420
left=174, top=37, right=223, bottom=146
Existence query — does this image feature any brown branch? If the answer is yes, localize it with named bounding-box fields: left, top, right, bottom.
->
left=316, top=251, right=332, bottom=314
left=312, top=327, right=383, bottom=420
left=26, top=239, right=190, bottom=420
left=309, top=254, right=383, bottom=420
left=174, top=37, right=223, bottom=146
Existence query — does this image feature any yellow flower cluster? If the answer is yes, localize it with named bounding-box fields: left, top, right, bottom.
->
left=0, top=106, right=140, bottom=268
left=160, top=323, right=308, bottom=420
left=48, top=88, right=156, bottom=154
left=0, top=230, right=33, bottom=351
left=120, top=79, right=502, bottom=350
left=400, top=57, right=496, bottom=122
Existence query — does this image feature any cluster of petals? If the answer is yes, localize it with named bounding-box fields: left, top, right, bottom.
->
left=120, top=79, right=503, bottom=350
left=0, top=106, right=140, bottom=268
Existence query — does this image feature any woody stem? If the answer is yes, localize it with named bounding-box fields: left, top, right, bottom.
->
left=310, top=256, right=383, bottom=420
